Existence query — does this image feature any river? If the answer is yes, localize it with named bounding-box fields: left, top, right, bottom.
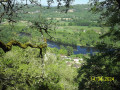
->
left=47, top=40, right=98, bottom=55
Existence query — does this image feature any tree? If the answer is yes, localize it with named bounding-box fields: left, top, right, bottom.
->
left=66, top=46, right=73, bottom=56
left=77, top=0, right=120, bottom=89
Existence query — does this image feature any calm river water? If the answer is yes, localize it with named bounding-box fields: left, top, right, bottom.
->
left=47, top=40, right=98, bottom=55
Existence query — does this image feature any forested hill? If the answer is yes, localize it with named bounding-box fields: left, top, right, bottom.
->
left=20, top=4, right=100, bottom=26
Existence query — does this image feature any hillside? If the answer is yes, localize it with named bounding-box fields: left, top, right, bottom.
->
left=19, top=4, right=100, bottom=26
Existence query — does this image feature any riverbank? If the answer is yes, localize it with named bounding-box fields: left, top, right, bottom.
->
left=47, top=39, right=95, bottom=47
left=45, top=25, right=106, bottom=47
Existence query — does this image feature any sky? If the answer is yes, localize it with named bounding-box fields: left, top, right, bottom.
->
left=18, top=0, right=89, bottom=6
left=40, top=0, right=89, bottom=6
left=72, top=0, right=89, bottom=5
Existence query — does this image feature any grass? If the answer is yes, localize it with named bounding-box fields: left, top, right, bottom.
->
left=1, top=20, right=109, bottom=34
left=57, top=26, right=109, bottom=34
left=1, top=20, right=29, bottom=26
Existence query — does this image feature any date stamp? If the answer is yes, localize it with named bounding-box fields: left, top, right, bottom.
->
left=90, top=76, right=114, bottom=81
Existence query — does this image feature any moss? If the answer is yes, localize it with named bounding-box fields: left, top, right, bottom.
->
left=0, top=40, right=47, bottom=58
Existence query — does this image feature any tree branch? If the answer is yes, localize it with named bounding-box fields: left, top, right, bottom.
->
left=0, top=40, right=47, bottom=57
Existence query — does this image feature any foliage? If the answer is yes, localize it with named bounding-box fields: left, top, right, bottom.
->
left=77, top=0, right=120, bottom=89
left=66, top=46, right=73, bottom=56
left=77, top=44, right=120, bottom=89
left=46, top=26, right=112, bottom=47
left=90, top=0, right=120, bottom=40
left=0, top=46, right=78, bottom=90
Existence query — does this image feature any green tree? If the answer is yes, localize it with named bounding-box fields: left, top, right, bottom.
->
left=77, top=0, right=120, bottom=89
left=58, top=49, right=67, bottom=55
left=66, top=46, right=73, bottom=56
